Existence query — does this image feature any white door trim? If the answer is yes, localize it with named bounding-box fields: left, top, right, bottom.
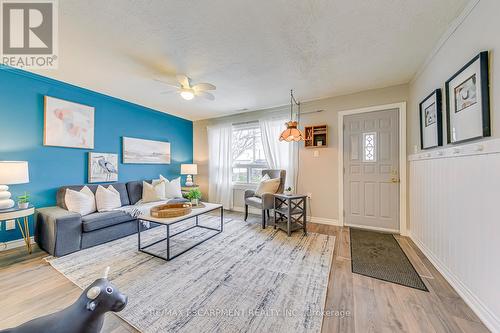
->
left=338, top=102, right=407, bottom=235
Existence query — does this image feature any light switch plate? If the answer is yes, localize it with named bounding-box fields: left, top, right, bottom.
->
left=313, top=150, right=320, bottom=157
left=6, top=220, right=16, bottom=230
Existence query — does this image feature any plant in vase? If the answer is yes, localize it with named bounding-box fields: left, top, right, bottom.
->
left=17, top=192, right=30, bottom=209
left=186, top=188, right=202, bottom=206
left=284, top=187, right=293, bottom=195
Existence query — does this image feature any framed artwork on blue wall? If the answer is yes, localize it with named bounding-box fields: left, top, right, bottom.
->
left=44, top=96, right=95, bottom=149
left=445, top=51, right=490, bottom=144
left=122, top=137, right=171, bottom=164
left=88, top=152, right=118, bottom=183
left=419, top=89, right=442, bottom=149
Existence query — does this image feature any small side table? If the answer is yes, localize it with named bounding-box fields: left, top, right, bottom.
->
left=0, top=205, right=35, bottom=253
left=273, top=194, right=307, bottom=236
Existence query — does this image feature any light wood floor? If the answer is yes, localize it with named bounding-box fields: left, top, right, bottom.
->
left=0, top=211, right=489, bottom=333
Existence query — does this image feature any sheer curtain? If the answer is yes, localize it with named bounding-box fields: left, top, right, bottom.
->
left=207, top=123, right=233, bottom=209
left=259, top=117, right=298, bottom=189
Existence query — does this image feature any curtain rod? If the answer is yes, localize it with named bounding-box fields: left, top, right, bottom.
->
left=232, top=109, right=324, bottom=126
left=301, top=109, right=325, bottom=115
left=232, top=120, right=259, bottom=126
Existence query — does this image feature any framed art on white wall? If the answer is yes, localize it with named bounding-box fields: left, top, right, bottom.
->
left=419, top=89, right=442, bottom=149
left=445, top=51, right=490, bottom=144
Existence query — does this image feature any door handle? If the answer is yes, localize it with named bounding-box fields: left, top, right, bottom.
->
left=390, top=168, right=399, bottom=183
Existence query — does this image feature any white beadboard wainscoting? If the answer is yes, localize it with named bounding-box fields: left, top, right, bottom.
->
left=409, top=138, right=500, bottom=333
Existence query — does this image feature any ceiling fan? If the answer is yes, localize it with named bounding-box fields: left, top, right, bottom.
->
left=155, top=74, right=216, bottom=101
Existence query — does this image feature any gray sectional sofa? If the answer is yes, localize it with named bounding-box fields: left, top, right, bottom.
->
left=35, top=180, right=187, bottom=257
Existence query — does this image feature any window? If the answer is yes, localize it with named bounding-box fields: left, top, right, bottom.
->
left=363, top=132, right=376, bottom=162
left=232, top=122, right=268, bottom=183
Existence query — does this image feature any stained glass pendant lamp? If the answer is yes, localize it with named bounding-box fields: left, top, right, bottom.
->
left=279, top=90, right=305, bottom=142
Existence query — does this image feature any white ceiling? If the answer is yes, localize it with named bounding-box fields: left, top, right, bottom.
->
left=31, top=0, right=469, bottom=121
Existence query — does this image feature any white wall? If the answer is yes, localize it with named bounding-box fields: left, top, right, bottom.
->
left=194, top=84, right=408, bottom=225
left=408, top=0, right=498, bottom=153
left=407, top=0, right=500, bottom=331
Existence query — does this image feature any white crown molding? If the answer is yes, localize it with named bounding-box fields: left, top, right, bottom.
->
left=410, top=0, right=481, bottom=84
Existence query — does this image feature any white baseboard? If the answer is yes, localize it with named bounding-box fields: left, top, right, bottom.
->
left=231, top=207, right=341, bottom=227
left=308, top=216, right=341, bottom=226
left=410, top=234, right=500, bottom=333
left=0, top=236, right=34, bottom=252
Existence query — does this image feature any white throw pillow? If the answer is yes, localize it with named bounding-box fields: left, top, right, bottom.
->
left=95, top=185, right=122, bottom=212
left=159, top=175, right=183, bottom=199
left=260, top=174, right=270, bottom=182
left=255, top=175, right=280, bottom=197
left=65, top=186, right=96, bottom=216
left=142, top=180, right=165, bottom=203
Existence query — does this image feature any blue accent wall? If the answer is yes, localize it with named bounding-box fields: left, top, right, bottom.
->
left=0, top=67, right=193, bottom=243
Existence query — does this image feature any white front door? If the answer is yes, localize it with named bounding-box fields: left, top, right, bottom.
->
left=343, top=109, right=400, bottom=232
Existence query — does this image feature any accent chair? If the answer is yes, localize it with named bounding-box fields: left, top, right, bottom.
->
left=244, top=169, right=286, bottom=228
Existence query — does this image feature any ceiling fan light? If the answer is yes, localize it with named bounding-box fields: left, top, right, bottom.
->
left=180, top=89, right=194, bottom=100
left=279, top=121, right=305, bottom=142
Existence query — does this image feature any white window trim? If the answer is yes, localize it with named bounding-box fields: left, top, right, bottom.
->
left=231, top=121, right=268, bottom=185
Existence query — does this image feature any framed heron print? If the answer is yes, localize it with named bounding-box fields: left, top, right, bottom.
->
left=88, top=152, right=118, bottom=183
left=419, top=89, right=442, bottom=149
left=445, top=51, right=490, bottom=144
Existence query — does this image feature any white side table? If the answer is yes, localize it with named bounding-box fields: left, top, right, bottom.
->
left=0, top=205, right=35, bottom=253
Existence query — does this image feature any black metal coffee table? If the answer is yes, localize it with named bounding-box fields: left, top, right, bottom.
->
left=137, top=202, right=223, bottom=261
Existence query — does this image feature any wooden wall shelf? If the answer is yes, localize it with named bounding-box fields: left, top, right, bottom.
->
left=304, top=125, right=328, bottom=148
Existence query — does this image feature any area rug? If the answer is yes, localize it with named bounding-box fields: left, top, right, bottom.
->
left=350, top=228, right=427, bottom=291
left=46, top=215, right=335, bottom=333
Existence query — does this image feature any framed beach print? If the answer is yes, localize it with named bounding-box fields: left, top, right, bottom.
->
left=122, top=137, right=171, bottom=164
left=44, top=96, right=95, bottom=149
left=419, top=89, right=442, bottom=149
left=445, top=51, right=490, bottom=144
left=88, top=152, right=118, bottom=183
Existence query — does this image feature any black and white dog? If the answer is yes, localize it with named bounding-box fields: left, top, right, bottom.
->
left=1, top=267, right=127, bottom=333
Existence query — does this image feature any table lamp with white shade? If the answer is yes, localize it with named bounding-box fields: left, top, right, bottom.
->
left=0, top=161, right=30, bottom=209
left=180, top=164, right=198, bottom=186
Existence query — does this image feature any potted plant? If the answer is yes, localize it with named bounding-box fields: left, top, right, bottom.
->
left=186, top=188, right=202, bottom=206
left=17, top=192, right=30, bottom=209
left=284, top=186, right=293, bottom=195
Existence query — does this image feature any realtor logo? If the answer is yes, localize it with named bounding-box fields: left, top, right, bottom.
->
left=1, top=0, right=58, bottom=69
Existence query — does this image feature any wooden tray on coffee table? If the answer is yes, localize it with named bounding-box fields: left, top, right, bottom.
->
left=150, top=202, right=192, bottom=218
